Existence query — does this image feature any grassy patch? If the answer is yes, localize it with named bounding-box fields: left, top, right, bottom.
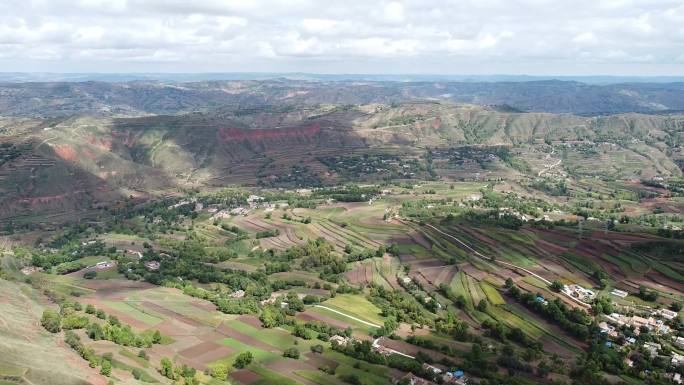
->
left=103, top=300, right=165, bottom=326
left=333, top=363, right=390, bottom=385
left=480, top=283, right=505, bottom=305
left=225, top=320, right=296, bottom=350
left=217, top=339, right=281, bottom=365
left=321, top=294, right=385, bottom=325
left=120, top=349, right=150, bottom=368
left=111, top=359, right=158, bottom=383
left=294, top=370, right=346, bottom=385
left=250, top=365, right=302, bottom=385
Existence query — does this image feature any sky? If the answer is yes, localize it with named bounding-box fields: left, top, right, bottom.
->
left=0, top=0, right=683, bottom=75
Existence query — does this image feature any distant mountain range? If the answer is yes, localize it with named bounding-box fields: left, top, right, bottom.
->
left=2, top=72, right=684, bottom=84
left=1, top=78, right=684, bottom=116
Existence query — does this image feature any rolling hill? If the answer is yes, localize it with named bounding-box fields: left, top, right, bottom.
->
left=0, top=102, right=682, bottom=223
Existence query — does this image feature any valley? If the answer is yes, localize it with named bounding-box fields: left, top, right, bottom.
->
left=0, top=79, right=683, bottom=385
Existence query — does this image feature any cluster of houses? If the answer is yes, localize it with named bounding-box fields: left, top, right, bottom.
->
left=209, top=194, right=287, bottom=218
left=563, top=284, right=596, bottom=302
left=599, top=307, right=683, bottom=382
left=401, top=369, right=468, bottom=385
left=604, top=311, right=675, bottom=336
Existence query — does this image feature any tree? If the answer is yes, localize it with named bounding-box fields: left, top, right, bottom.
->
left=283, top=347, right=300, bottom=359
left=293, top=323, right=313, bottom=340
left=233, top=351, right=253, bottom=368
left=260, top=306, right=283, bottom=328
left=84, top=271, right=97, bottom=279
left=211, top=365, right=228, bottom=381
left=132, top=368, right=143, bottom=380
left=41, top=309, right=61, bottom=333
left=152, top=330, right=162, bottom=344
left=477, top=299, right=488, bottom=312
left=100, top=359, right=112, bottom=376
left=160, top=357, right=174, bottom=379
left=550, top=280, right=564, bottom=292
left=85, top=304, right=96, bottom=314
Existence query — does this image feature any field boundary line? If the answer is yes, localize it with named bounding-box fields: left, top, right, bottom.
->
left=312, top=305, right=381, bottom=328
left=424, top=223, right=591, bottom=308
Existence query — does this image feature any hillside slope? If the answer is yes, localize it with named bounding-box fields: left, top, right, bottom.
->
left=0, top=278, right=95, bottom=385
left=0, top=102, right=682, bottom=222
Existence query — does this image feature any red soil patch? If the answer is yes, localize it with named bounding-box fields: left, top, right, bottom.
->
left=417, top=266, right=448, bottom=285
left=347, top=263, right=385, bottom=287
left=110, top=130, right=136, bottom=148
left=218, top=122, right=321, bottom=143
left=53, top=144, right=78, bottom=161
left=82, top=148, right=97, bottom=160
left=459, top=264, right=488, bottom=281
left=230, top=369, right=262, bottom=385
left=266, top=359, right=320, bottom=385
left=433, top=116, right=442, bottom=129
left=534, top=238, right=569, bottom=255
left=236, top=315, right=263, bottom=328
left=409, top=259, right=447, bottom=269
left=83, top=280, right=154, bottom=296
left=303, top=352, right=340, bottom=370
left=87, top=135, right=113, bottom=151
left=435, top=265, right=458, bottom=285
left=180, top=341, right=236, bottom=367
left=141, top=301, right=203, bottom=327
left=180, top=341, right=221, bottom=357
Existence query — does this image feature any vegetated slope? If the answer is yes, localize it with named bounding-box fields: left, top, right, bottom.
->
left=0, top=278, right=93, bottom=385
left=3, top=80, right=684, bottom=117
left=1, top=102, right=682, bottom=222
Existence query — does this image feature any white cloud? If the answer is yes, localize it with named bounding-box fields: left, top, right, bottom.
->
left=572, top=32, right=598, bottom=45
left=0, top=0, right=681, bottom=74
left=383, top=2, right=406, bottom=24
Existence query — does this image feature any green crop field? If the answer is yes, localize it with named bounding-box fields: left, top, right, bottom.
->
left=225, top=320, right=297, bottom=350
left=480, top=282, right=505, bottom=305
left=321, top=294, right=385, bottom=325
left=103, top=300, right=165, bottom=326
left=295, top=370, right=346, bottom=385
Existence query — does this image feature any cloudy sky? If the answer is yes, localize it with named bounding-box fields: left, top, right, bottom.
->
left=0, top=0, right=682, bottom=75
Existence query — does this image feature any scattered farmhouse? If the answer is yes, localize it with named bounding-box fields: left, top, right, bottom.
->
left=564, top=284, right=596, bottom=302
left=144, top=261, right=161, bottom=270
left=95, top=260, right=115, bottom=269
left=329, top=335, right=351, bottom=347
